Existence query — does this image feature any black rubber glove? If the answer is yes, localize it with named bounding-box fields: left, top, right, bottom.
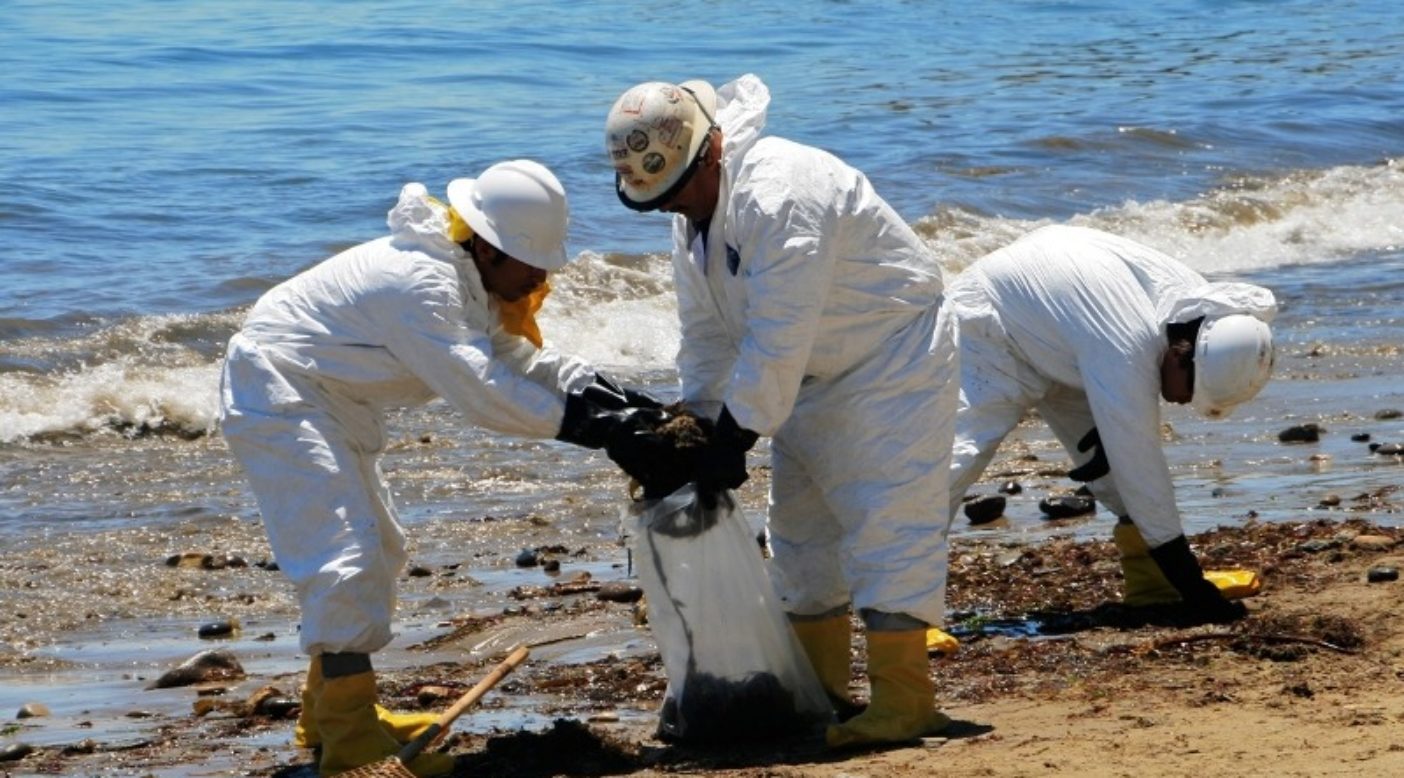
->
left=590, top=372, right=665, bottom=411
left=556, top=385, right=665, bottom=450
left=1148, top=535, right=1247, bottom=623
left=605, top=420, right=695, bottom=499
left=1068, top=427, right=1111, bottom=482
left=694, top=406, right=760, bottom=498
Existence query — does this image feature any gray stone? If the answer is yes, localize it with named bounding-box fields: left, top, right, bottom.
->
left=15, top=703, right=49, bottom=719
left=1367, top=566, right=1399, bottom=583
left=147, top=649, right=245, bottom=689
left=1278, top=424, right=1323, bottom=443
left=963, top=495, right=1007, bottom=525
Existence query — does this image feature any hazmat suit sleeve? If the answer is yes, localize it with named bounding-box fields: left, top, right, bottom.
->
left=376, top=260, right=570, bottom=440
left=1073, top=324, right=1185, bottom=549
left=489, top=322, right=597, bottom=399
left=717, top=160, right=839, bottom=436
left=673, top=220, right=736, bottom=418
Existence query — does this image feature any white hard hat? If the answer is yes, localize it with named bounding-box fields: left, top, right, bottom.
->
left=605, top=80, right=718, bottom=211
left=1191, top=314, right=1274, bottom=418
left=446, top=160, right=570, bottom=271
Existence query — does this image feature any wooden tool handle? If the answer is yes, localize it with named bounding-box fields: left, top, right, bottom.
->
left=395, top=644, right=531, bottom=763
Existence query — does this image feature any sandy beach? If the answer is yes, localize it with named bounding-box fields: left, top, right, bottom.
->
left=2, top=383, right=1401, bottom=777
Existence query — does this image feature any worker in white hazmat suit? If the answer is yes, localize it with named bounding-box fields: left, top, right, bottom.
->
left=603, top=74, right=960, bottom=748
left=946, top=224, right=1276, bottom=624
left=219, top=160, right=661, bottom=777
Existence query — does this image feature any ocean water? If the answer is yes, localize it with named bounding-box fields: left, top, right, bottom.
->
left=1, top=1, right=1403, bottom=764
left=2, top=2, right=1403, bottom=534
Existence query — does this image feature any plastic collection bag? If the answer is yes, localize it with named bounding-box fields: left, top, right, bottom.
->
left=628, top=484, right=832, bottom=743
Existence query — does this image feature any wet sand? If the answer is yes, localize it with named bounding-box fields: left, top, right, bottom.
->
left=1, top=350, right=1401, bottom=776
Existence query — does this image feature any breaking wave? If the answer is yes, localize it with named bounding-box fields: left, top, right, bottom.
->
left=3, top=159, right=1399, bottom=444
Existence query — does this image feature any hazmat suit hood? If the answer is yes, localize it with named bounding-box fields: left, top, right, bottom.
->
left=1158, top=281, right=1278, bottom=330
left=386, top=182, right=470, bottom=261
left=714, top=74, right=770, bottom=174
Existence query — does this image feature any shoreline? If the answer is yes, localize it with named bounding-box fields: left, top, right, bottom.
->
left=3, top=496, right=1402, bottom=775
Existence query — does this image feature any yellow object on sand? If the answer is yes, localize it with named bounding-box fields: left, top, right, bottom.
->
left=1204, top=568, right=1262, bottom=600
left=826, top=629, right=951, bottom=748
left=925, top=627, right=959, bottom=656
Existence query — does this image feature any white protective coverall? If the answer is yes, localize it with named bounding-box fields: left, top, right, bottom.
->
left=946, top=224, right=1277, bottom=549
left=220, top=184, right=595, bottom=655
left=671, top=74, right=959, bottom=626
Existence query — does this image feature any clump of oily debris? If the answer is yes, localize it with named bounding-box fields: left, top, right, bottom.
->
left=655, top=403, right=714, bottom=448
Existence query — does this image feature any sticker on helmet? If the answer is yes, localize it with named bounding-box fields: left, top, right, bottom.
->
left=627, top=130, right=650, bottom=153
left=654, top=116, right=683, bottom=147
left=642, top=152, right=666, bottom=174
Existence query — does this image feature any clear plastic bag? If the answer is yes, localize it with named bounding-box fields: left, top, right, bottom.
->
left=629, top=484, right=832, bottom=743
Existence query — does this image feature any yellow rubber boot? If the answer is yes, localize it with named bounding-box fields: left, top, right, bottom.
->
left=1114, top=521, right=1184, bottom=606
left=790, top=614, right=854, bottom=707
left=1115, top=521, right=1262, bottom=604
left=294, top=658, right=436, bottom=750
left=826, top=630, right=951, bottom=748
left=316, top=672, right=455, bottom=778
left=293, top=656, right=323, bottom=749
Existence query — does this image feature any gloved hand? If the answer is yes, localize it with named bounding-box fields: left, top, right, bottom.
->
left=604, top=417, right=695, bottom=499
left=590, top=372, right=665, bottom=411
left=694, top=406, right=759, bottom=499
left=1068, top=427, right=1110, bottom=482
left=1148, top=535, right=1248, bottom=624
left=555, top=385, right=666, bottom=450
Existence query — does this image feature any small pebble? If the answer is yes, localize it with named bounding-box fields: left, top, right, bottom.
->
left=1278, top=424, right=1323, bottom=443
left=1351, top=432, right=1372, bottom=443
left=147, top=649, right=245, bottom=690
left=596, top=581, right=644, bottom=604
left=0, top=743, right=34, bottom=762
left=416, top=686, right=456, bottom=706
left=16, top=702, right=49, bottom=719
left=1366, top=566, right=1399, bottom=583
left=1318, top=494, right=1341, bottom=507
left=998, top=481, right=1023, bottom=495
left=1375, top=409, right=1402, bottom=420
left=407, top=565, right=433, bottom=577
left=541, top=558, right=561, bottom=573
left=515, top=549, right=539, bottom=567
left=963, top=495, right=1007, bottom=525
left=197, top=619, right=241, bottom=639
left=1350, top=535, right=1397, bottom=551
left=1039, top=495, right=1095, bottom=519
left=1375, top=443, right=1403, bottom=456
